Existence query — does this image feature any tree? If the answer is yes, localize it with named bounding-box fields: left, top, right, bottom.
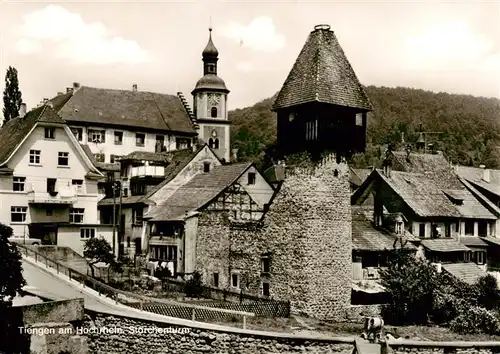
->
left=3, top=66, right=23, bottom=124
left=475, top=274, right=500, bottom=310
left=83, top=237, right=117, bottom=278
left=380, top=251, right=439, bottom=325
left=0, top=223, right=28, bottom=353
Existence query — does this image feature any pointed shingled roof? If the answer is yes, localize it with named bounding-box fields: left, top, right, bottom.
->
left=0, top=104, right=66, bottom=166
left=202, top=28, right=219, bottom=58
left=272, top=24, right=372, bottom=111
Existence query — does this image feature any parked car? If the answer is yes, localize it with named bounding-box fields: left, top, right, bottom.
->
left=8, top=235, right=41, bottom=246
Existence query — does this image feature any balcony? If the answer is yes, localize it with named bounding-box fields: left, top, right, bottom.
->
left=28, top=186, right=77, bottom=205
left=131, top=166, right=165, bottom=178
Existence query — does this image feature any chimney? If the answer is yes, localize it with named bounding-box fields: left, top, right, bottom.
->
left=480, top=165, right=490, bottom=183
left=66, top=87, right=73, bottom=94
left=232, top=148, right=239, bottom=162
left=57, top=92, right=64, bottom=96
left=132, top=84, right=138, bottom=92
left=73, top=82, right=81, bottom=92
left=19, top=103, right=27, bottom=118
left=42, top=98, right=49, bottom=104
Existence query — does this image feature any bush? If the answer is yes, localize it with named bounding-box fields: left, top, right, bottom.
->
left=476, top=274, right=500, bottom=310
left=449, top=306, right=500, bottom=334
left=184, top=271, right=203, bottom=298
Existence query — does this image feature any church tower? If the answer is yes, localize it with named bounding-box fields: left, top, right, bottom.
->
left=192, top=28, right=230, bottom=162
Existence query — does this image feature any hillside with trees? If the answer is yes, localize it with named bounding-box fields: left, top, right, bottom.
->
left=229, top=86, right=500, bottom=169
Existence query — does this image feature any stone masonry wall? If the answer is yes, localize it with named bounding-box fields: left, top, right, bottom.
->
left=83, top=314, right=354, bottom=354
left=386, top=343, right=500, bottom=354
left=196, top=154, right=352, bottom=320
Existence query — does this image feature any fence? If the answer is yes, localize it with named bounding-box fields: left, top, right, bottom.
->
left=16, top=244, right=255, bottom=328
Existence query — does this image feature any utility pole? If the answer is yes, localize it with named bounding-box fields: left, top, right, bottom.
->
left=111, top=172, right=116, bottom=256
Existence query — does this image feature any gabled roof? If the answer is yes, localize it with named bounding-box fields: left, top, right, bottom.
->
left=272, top=25, right=372, bottom=111
left=50, top=86, right=196, bottom=134
left=459, top=237, right=488, bottom=247
left=456, top=165, right=500, bottom=185
left=442, top=262, right=486, bottom=285
left=391, top=151, right=463, bottom=190
left=0, top=104, right=66, bottom=166
left=421, top=238, right=471, bottom=252
left=352, top=220, right=417, bottom=252
left=146, top=162, right=252, bottom=221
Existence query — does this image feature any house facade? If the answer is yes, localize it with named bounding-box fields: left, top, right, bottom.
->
left=0, top=103, right=112, bottom=255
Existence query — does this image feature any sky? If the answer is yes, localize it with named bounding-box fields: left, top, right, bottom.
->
left=0, top=0, right=499, bottom=114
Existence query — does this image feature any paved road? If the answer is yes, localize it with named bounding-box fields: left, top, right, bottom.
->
left=21, top=259, right=116, bottom=313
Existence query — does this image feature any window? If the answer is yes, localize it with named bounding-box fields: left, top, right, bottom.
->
left=80, top=228, right=95, bottom=239
left=127, top=237, right=131, bottom=248
left=248, top=172, right=256, bottom=185
left=261, top=257, right=270, bottom=274
left=476, top=251, right=485, bottom=265
left=47, top=178, right=56, bottom=193
left=114, top=131, right=123, bottom=145
left=214, top=138, right=219, bottom=149
left=132, top=207, right=143, bottom=225
left=70, top=208, right=84, bottom=223
left=71, top=127, right=83, bottom=141
left=58, top=152, right=69, bottom=166
left=88, top=130, right=105, bottom=143
left=355, top=113, right=364, bottom=126
left=110, top=155, right=116, bottom=163
left=11, top=206, right=27, bottom=222
left=29, top=150, right=41, bottom=164
left=94, top=153, right=105, bottom=163
left=213, top=273, right=219, bottom=287
left=419, top=223, right=426, bottom=238
left=150, top=245, right=177, bottom=261
left=465, top=221, right=474, bottom=235
left=478, top=220, right=488, bottom=237
left=203, top=162, right=210, bottom=173
left=231, top=273, right=240, bottom=289
left=209, top=138, right=220, bottom=149
left=46, top=206, right=53, bottom=216
left=44, top=127, right=55, bottom=139
left=455, top=222, right=460, bottom=233
left=176, top=138, right=191, bottom=150
left=13, top=177, right=26, bottom=192
left=72, top=179, right=83, bottom=192
left=123, top=188, right=128, bottom=197
left=262, top=282, right=270, bottom=297
left=136, top=133, right=145, bottom=147
left=211, top=107, right=218, bottom=118
left=305, top=120, right=318, bottom=141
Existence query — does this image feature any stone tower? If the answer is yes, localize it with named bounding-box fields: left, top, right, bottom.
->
left=269, top=24, right=373, bottom=319
left=192, top=28, right=231, bottom=162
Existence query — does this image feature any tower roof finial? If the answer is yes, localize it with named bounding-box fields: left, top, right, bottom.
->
left=209, top=16, right=212, bottom=32
left=203, top=18, right=218, bottom=58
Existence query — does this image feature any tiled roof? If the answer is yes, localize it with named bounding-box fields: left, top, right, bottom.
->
left=442, top=262, right=486, bottom=285
left=481, top=237, right=500, bottom=247
left=456, top=165, right=500, bottom=186
left=51, top=86, right=196, bottom=134
left=146, top=162, right=252, bottom=221
left=141, top=146, right=206, bottom=201
left=98, top=195, right=153, bottom=206
left=379, top=170, right=462, bottom=218
left=193, top=74, right=228, bottom=93
left=0, top=104, right=66, bottom=166
left=420, top=238, right=471, bottom=252
left=391, top=151, right=463, bottom=190
left=352, top=220, right=417, bottom=251
left=459, top=237, right=488, bottom=247
left=443, top=189, right=496, bottom=220
left=272, top=25, right=372, bottom=111
left=121, top=151, right=174, bottom=163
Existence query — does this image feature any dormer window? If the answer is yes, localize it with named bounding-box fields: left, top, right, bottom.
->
left=395, top=221, right=404, bottom=234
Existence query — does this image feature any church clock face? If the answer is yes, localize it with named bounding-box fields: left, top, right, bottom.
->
left=208, top=93, right=220, bottom=106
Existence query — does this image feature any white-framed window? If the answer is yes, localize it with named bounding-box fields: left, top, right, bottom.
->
left=395, top=221, right=404, bottom=234
left=69, top=208, right=84, bottom=223
left=80, top=228, right=95, bottom=239
left=262, top=281, right=270, bottom=297
left=44, top=127, right=55, bottom=139
left=72, top=179, right=83, bottom=192
left=58, top=152, right=69, bottom=166
left=88, top=130, right=105, bottom=143
left=71, top=127, right=83, bottom=141
left=476, top=251, right=485, bottom=265
left=136, top=133, right=145, bottom=147
left=13, top=177, right=26, bottom=192
left=11, top=206, right=27, bottom=222
left=114, top=131, right=123, bottom=145
left=305, top=119, right=318, bottom=141
left=29, top=150, right=41, bottom=164
left=94, top=153, right=105, bottom=163
left=176, top=138, right=191, bottom=150
left=231, top=272, right=240, bottom=289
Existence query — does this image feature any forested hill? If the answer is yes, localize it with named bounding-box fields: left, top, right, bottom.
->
left=229, top=86, right=500, bottom=169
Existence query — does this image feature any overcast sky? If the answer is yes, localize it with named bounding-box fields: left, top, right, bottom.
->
left=0, top=1, right=499, bottom=114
